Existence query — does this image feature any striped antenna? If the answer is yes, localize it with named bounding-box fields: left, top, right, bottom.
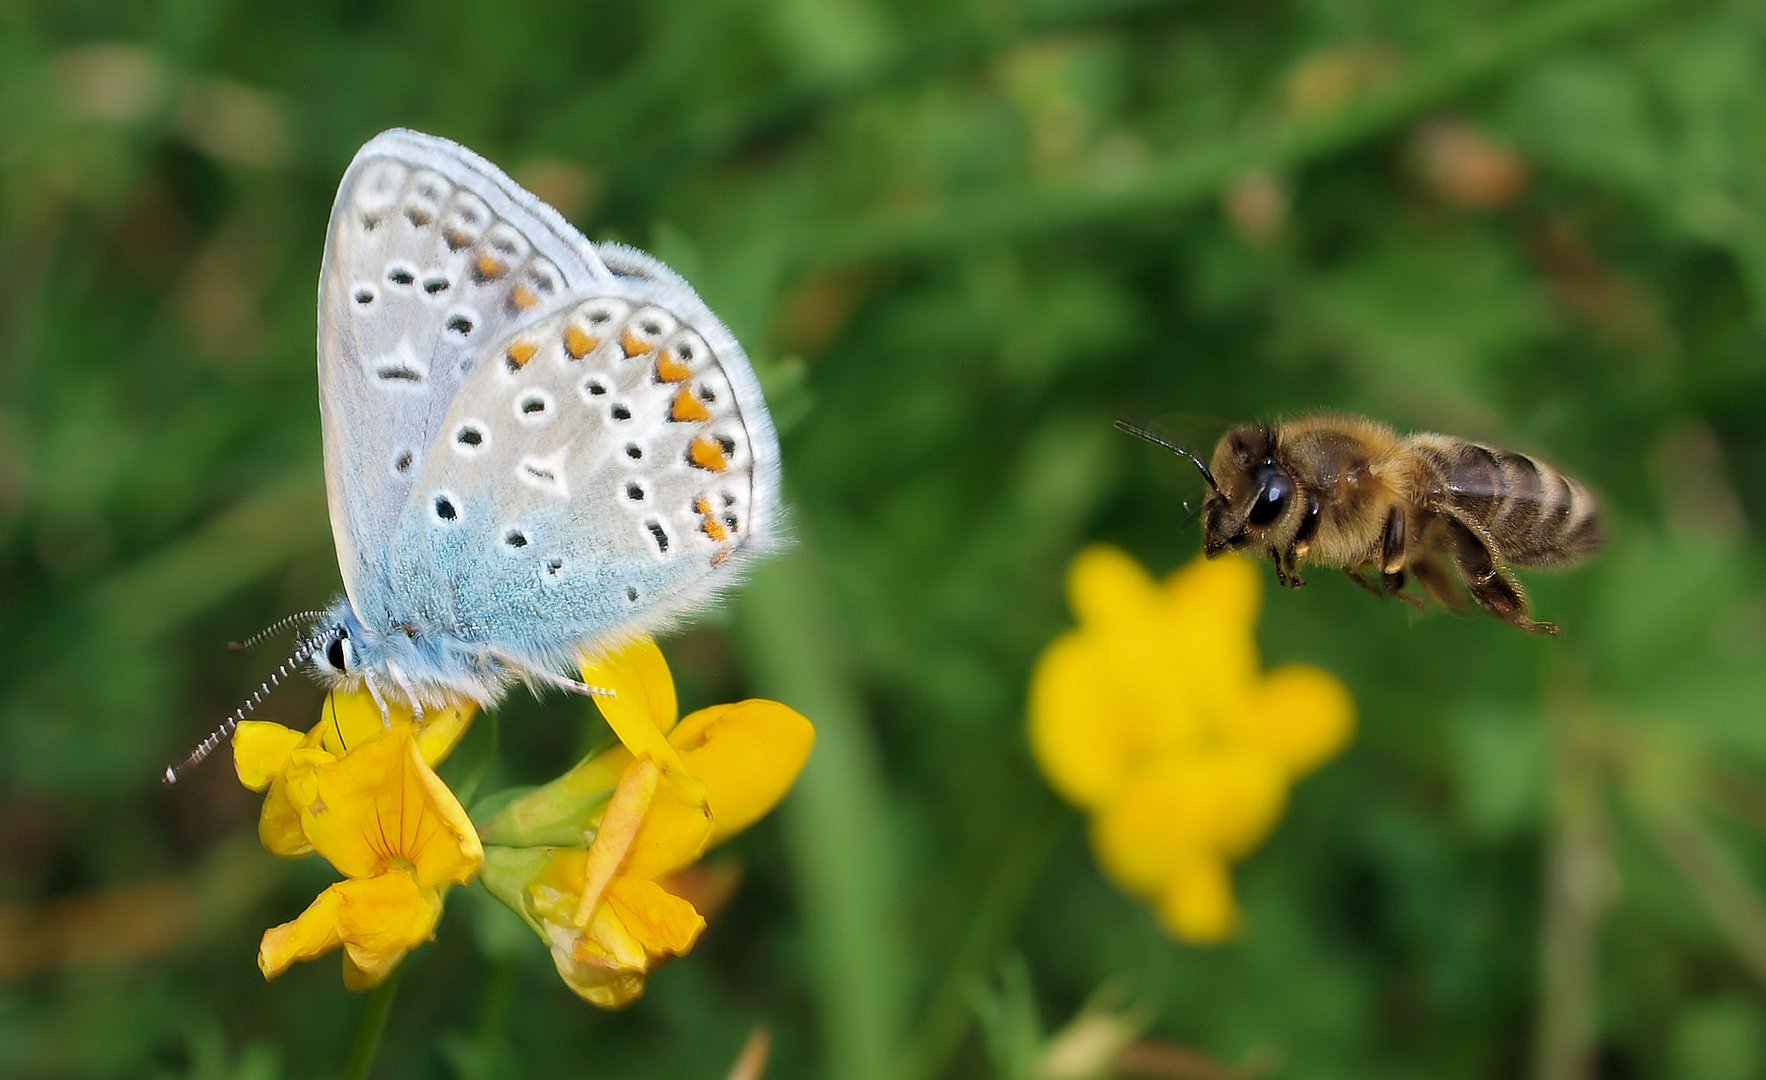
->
left=228, top=609, right=329, bottom=651
left=163, top=630, right=334, bottom=785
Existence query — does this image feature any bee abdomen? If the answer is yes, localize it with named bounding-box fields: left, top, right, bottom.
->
left=1422, top=439, right=1601, bottom=567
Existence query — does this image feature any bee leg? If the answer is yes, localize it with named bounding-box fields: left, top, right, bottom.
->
left=1345, top=568, right=1385, bottom=596
left=1270, top=548, right=1305, bottom=588
left=1444, top=517, right=1558, bottom=634
left=1284, top=494, right=1319, bottom=588
left=1380, top=506, right=1424, bottom=608
left=1412, top=556, right=1464, bottom=612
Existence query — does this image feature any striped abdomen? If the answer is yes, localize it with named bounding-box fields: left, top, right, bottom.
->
left=1414, top=437, right=1601, bottom=566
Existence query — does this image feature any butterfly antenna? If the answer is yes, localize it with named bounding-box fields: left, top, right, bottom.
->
left=163, top=631, right=333, bottom=785
left=1114, top=419, right=1221, bottom=495
left=228, top=609, right=329, bottom=651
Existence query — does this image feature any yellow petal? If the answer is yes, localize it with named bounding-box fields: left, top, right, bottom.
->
left=1241, top=664, right=1355, bottom=777
left=260, top=884, right=344, bottom=980
left=1161, top=556, right=1264, bottom=705
left=576, top=758, right=713, bottom=916
left=1031, top=633, right=1142, bottom=807
left=624, top=764, right=714, bottom=880
left=603, top=876, right=705, bottom=959
left=287, top=729, right=483, bottom=889
left=524, top=849, right=591, bottom=928
left=1031, top=630, right=1220, bottom=807
left=309, top=687, right=399, bottom=755
left=669, top=700, right=815, bottom=847
left=574, top=757, right=661, bottom=925
left=1163, top=552, right=1261, bottom=633
left=1067, top=546, right=1160, bottom=629
left=334, top=874, right=442, bottom=989
left=258, top=871, right=439, bottom=986
left=234, top=721, right=305, bottom=791
left=1154, top=857, right=1241, bottom=943
left=550, top=877, right=706, bottom=1008
left=412, top=700, right=477, bottom=764
left=543, top=922, right=645, bottom=1008
left=257, top=772, right=313, bottom=858
left=1090, top=751, right=1287, bottom=892
left=581, top=637, right=684, bottom=770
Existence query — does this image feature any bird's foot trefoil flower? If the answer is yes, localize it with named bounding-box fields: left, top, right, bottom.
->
left=242, top=719, right=482, bottom=988
left=478, top=637, right=815, bottom=1007
left=1030, top=546, right=1354, bottom=942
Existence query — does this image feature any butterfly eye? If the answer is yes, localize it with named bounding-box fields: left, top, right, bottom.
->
left=1248, top=468, right=1293, bottom=527
left=326, top=632, right=355, bottom=673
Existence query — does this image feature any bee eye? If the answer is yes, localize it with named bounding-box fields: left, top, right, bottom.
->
left=326, top=632, right=354, bottom=672
left=1248, top=469, right=1293, bottom=526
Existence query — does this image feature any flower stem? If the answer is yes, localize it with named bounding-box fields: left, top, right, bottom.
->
left=343, top=964, right=405, bottom=1080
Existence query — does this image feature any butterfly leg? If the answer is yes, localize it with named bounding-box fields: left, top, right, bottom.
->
left=531, top=668, right=615, bottom=699
left=361, top=672, right=393, bottom=727
left=490, top=651, right=614, bottom=698
left=385, top=663, right=425, bottom=722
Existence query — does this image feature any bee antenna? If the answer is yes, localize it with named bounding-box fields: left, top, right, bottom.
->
left=228, top=609, right=329, bottom=651
left=1114, top=419, right=1221, bottom=495
left=163, top=630, right=335, bottom=786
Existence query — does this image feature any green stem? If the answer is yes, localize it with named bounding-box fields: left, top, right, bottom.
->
left=1533, top=683, right=1610, bottom=1080
left=791, top=0, right=1678, bottom=272
left=736, top=541, right=907, bottom=1080
left=343, top=963, right=405, bottom=1080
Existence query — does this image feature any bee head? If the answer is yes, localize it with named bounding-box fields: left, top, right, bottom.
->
left=1202, top=425, right=1298, bottom=556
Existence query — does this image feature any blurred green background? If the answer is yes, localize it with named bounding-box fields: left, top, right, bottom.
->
left=3, top=0, right=1764, bottom=1076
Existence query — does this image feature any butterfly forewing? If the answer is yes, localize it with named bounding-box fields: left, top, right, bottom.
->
left=318, top=130, right=612, bottom=620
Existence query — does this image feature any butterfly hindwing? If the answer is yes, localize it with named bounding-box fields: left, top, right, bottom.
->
left=318, top=129, right=613, bottom=625
left=390, top=243, right=781, bottom=669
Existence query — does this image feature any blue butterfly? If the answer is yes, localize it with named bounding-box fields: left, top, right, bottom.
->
left=167, top=130, right=780, bottom=782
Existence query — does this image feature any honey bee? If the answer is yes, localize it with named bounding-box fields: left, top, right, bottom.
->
left=1118, top=415, right=1601, bottom=634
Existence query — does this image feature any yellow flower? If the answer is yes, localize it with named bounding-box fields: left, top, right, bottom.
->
left=234, top=689, right=475, bottom=858
left=480, top=636, right=814, bottom=1007
left=253, top=725, right=483, bottom=988
left=1030, top=546, right=1353, bottom=942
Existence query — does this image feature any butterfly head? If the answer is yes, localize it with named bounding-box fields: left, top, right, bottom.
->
left=313, top=600, right=365, bottom=679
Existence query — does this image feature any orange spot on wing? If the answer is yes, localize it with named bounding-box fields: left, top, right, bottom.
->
left=474, top=252, right=507, bottom=280
left=506, top=340, right=538, bottom=369
left=695, top=497, right=730, bottom=542
left=655, top=348, right=692, bottom=383
left=511, top=283, right=539, bottom=310
left=563, top=325, right=598, bottom=359
left=621, top=329, right=653, bottom=357
left=689, top=436, right=730, bottom=472
left=670, top=388, right=712, bottom=424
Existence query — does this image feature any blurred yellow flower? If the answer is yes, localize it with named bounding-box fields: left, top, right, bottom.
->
left=480, top=637, right=815, bottom=1007
left=1030, top=546, right=1354, bottom=942
left=252, top=725, right=483, bottom=988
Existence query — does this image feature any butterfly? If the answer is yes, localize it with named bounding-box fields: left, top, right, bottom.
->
left=166, top=129, right=781, bottom=782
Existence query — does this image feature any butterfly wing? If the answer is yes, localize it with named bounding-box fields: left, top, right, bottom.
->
left=319, top=129, right=614, bottom=619
left=388, top=242, right=782, bottom=671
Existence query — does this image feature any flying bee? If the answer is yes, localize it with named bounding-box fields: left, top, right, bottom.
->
left=1117, top=415, right=1602, bottom=634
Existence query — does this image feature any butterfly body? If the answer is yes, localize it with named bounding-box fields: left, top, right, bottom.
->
left=309, top=130, right=780, bottom=711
